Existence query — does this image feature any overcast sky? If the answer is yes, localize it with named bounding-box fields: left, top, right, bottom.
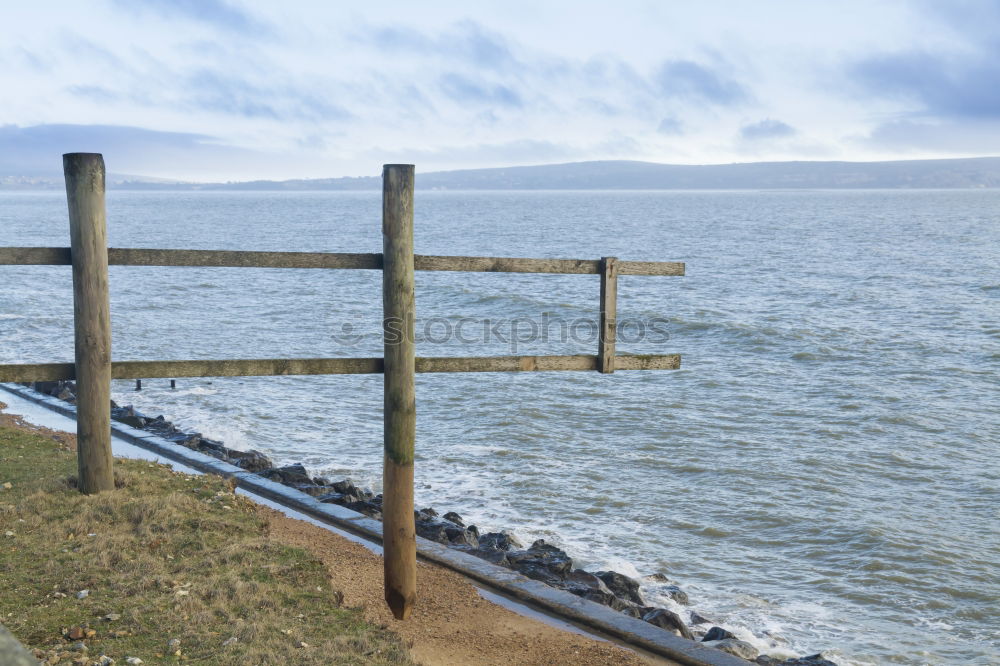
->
left=3, top=0, right=1000, bottom=181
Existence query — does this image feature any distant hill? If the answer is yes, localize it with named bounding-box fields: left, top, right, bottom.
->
left=6, top=157, right=1000, bottom=191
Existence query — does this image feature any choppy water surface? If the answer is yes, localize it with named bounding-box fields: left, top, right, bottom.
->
left=1, top=189, right=998, bottom=664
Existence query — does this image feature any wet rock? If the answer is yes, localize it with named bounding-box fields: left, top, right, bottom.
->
left=689, top=610, right=712, bottom=625
left=294, top=484, right=336, bottom=497
left=508, top=540, right=573, bottom=582
left=620, top=605, right=644, bottom=619
left=331, top=480, right=358, bottom=495
left=757, top=655, right=839, bottom=666
left=111, top=406, right=147, bottom=429
left=164, top=432, right=200, bottom=448
left=415, top=520, right=450, bottom=544
left=344, top=500, right=382, bottom=518
left=277, top=463, right=311, bottom=484
left=555, top=569, right=621, bottom=608
left=469, top=548, right=510, bottom=567
left=644, top=572, right=670, bottom=582
left=704, top=638, right=758, bottom=660
left=703, top=626, right=735, bottom=642
left=642, top=608, right=694, bottom=640
left=316, top=492, right=347, bottom=504
left=442, top=511, right=464, bottom=527
left=262, top=464, right=311, bottom=485
left=197, top=439, right=229, bottom=457
left=416, top=507, right=438, bottom=519
left=444, top=526, right=478, bottom=548
left=478, top=532, right=521, bottom=551
left=661, top=584, right=689, bottom=605
left=595, top=570, right=644, bottom=606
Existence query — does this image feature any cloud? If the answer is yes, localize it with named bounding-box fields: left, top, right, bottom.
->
left=0, top=123, right=260, bottom=178
left=657, top=117, right=684, bottom=135
left=355, top=20, right=518, bottom=71
left=852, top=50, right=1000, bottom=120
left=438, top=73, right=522, bottom=108
left=111, top=0, right=269, bottom=35
left=850, top=2, right=1000, bottom=122
left=655, top=60, right=748, bottom=105
left=862, top=118, right=1000, bottom=153
left=740, top=119, right=796, bottom=141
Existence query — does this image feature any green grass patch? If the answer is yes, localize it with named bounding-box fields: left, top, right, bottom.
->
left=0, top=424, right=411, bottom=665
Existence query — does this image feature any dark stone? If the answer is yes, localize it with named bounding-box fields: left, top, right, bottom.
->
left=703, top=626, right=736, bottom=642
left=111, top=405, right=147, bottom=429
left=229, top=449, right=273, bottom=473
left=331, top=479, right=357, bottom=495
left=508, top=540, right=573, bottom=582
left=644, top=572, right=670, bottom=582
left=316, top=493, right=347, bottom=504
left=371, top=494, right=383, bottom=506
left=268, top=463, right=311, bottom=485
left=467, top=525, right=479, bottom=538
left=470, top=548, right=510, bottom=567
left=689, top=611, right=712, bottom=625
left=642, top=608, right=694, bottom=640
left=478, top=532, right=520, bottom=551
left=555, top=570, right=620, bottom=608
left=344, top=500, right=382, bottom=518
left=295, top=484, right=336, bottom=497
left=662, top=584, right=689, bottom=605
left=32, top=381, right=61, bottom=396
left=620, top=605, right=644, bottom=619
left=442, top=511, right=464, bottom=527
left=417, top=507, right=438, bottom=518
left=595, top=570, right=645, bottom=606
left=444, top=526, right=478, bottom=548
left=771, top=655, right=839, bottom=666
left=165, top=432, right=201, bottom=448
left=415, top=520, right=450, bottom=545
left=703, top=639, right=758, bottom=660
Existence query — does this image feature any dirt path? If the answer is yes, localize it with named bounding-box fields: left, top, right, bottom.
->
left=268, top=511, right=673, bottom=666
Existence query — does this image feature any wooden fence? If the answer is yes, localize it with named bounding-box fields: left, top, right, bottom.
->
left=0, top=154, right=684, bottom=620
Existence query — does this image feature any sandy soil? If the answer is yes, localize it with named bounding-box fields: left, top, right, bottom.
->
left=268, top=511, right=673, bottom=666
left=0, top=398, right=673, bottom=665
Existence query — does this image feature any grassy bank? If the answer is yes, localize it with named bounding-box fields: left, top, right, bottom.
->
left=0, top=421, right=411, bottom=665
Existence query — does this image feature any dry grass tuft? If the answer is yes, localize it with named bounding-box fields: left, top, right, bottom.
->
left=0, top=423, right=411, bottom=665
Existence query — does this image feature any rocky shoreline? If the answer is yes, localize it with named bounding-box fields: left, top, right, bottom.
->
left=27, top=380, right=838, bottom=666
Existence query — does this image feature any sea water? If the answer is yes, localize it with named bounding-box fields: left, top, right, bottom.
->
left=1, top=189, right=998, bottom=664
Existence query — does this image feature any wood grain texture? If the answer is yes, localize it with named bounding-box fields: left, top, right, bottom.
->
left=618, top=261, right=685, bottom=276
left=65, top=152, right=115, bottom=494
left=381, top=164, right=417, bottom=621
left=0, top=354, right=681, bottom=382
left=109, top=358, right=383, bottom=378
left=0, top=247, right=684, bottom=276
left=0, top=363, right=76, bottom=382
left=598, top=257, right=618, bottom=373
left=107, top=248, right=382, bottom=269
left=0, top=247, right=71, bottom=265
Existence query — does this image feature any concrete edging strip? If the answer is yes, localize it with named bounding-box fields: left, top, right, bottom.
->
left=0, top=382, right=746, bottom=666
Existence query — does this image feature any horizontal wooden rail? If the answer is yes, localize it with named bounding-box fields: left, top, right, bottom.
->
left=0, top=354, right=680, bottom=382
left=0, top=247, right=684, bottom=275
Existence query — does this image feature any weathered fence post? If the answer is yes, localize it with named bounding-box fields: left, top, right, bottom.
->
left=381, top=164, right=417, bottom=620
left=598, top=256, right=618, bottom=373
left=64, top=153, right=114, bottom=494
